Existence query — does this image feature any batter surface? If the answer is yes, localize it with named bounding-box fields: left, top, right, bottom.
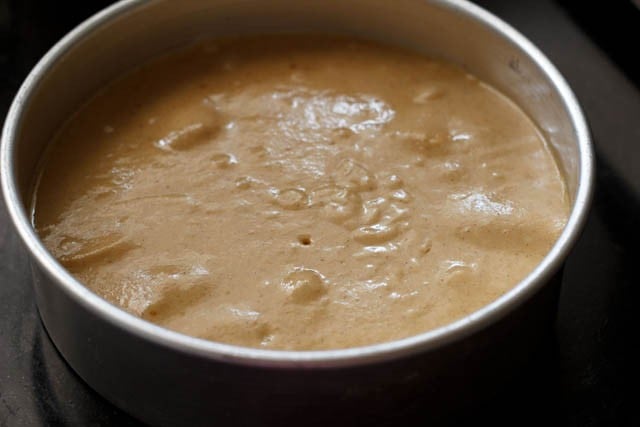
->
left=34, top=36, right=569, bottom=350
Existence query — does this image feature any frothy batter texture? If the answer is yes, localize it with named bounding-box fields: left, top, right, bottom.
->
left=34, top=36, right=569, bottom=350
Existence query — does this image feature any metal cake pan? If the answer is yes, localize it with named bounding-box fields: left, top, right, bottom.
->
left=1, top=0, right=593, bottom=425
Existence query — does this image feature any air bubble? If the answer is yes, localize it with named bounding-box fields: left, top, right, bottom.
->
left=297, top=234, right=312, bottom=246
left=353, top=223, right=400, bottom=245
left=281, top=268, right=328, bottom=303
left=155, top=123, right=219, bottom=151
left=211, top=152, right=238, bottom=168
left=420, top=238, right=432, bottom=255
left=382, top=174, right=403, bottom=189
left=334, top=158, right=377, bottom=191
left=274, top=188, right=309, bottom=210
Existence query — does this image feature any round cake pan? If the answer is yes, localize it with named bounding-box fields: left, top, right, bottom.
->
left=1, top=0, right=593, bottom=425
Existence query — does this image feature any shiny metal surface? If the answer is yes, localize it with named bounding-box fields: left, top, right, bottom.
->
left=1, top=0, right=593, bottom=424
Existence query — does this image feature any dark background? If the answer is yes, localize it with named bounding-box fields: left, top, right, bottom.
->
left=1, top=0, right=639, bottom=425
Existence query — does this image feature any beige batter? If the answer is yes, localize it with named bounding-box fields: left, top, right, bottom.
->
left=34, top=36, right=569, bottom=350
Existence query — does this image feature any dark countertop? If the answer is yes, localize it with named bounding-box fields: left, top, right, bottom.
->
left=1, top=1, right=639, bottom=425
